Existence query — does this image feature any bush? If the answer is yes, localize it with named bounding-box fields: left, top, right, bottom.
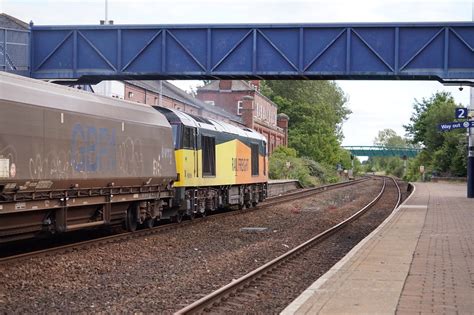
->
left=269, top=147, right=340, bottom=186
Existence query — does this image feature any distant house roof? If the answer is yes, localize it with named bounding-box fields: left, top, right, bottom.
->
left=197, top=80, right=255, bottom=92
left=126, top=80, right=242, bottom=123
left=0, top=13, right=29, bottom=30
left=197, top=80, right=279, bottom=112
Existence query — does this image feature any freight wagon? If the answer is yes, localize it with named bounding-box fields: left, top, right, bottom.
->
left=0, top=72, right=267, bottom=242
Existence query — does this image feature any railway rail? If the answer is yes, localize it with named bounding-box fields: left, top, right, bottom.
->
left=0, top=178, right=369, bottom=265
left=175, top=176, right=401, bottom=314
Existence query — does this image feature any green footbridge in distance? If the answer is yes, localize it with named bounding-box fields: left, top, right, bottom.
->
left=343, top=146, right=421, bottom=158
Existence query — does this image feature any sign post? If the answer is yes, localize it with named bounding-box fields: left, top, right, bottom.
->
left=469, top=125, right=473, bottom=198
left=468, top=97, right=474, bottom=198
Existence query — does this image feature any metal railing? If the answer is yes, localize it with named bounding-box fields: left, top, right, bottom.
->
left=0, top=27, right=30, bottom=76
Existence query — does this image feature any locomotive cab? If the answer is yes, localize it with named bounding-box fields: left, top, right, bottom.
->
left=154, top=106, right=268, bottom=220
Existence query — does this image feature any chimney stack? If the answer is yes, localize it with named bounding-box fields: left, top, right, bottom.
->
left=219, top=80, right=232, bottom=90
left=241, top=95, right=255, bottom=129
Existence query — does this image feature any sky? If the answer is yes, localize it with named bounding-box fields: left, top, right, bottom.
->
left=2, top=0, right=473, bottom=147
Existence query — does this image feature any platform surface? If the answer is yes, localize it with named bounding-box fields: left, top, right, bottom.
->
left=281, top=182, right=474, bottom=314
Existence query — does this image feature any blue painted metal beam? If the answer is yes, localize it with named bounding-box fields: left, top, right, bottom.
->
left=343, top=146, right=421, bottom=158
left=30, top=22, right=474, bottom=82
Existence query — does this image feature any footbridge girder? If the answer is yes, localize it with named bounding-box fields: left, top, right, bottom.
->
left=26, top=22, right=474, bottom=83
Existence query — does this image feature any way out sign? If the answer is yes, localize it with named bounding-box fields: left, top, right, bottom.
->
left=438, top=120, right=474, bottom=132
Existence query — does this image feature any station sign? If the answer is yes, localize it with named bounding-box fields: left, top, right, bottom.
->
left=438, top=121, right=474, bottom=132
left=455, top=108, right=469, bottom=119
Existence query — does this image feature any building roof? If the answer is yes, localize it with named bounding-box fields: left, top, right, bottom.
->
left=0, top=13, right=29, bottom=30
left=197, top=80, right=256, bottom=92
left=126, top=80, right=242, bottom=123
left=197, top=80, right=280, bottom=114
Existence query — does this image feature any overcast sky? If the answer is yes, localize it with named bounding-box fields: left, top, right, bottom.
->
left=2, top=0, right=473, bottom=147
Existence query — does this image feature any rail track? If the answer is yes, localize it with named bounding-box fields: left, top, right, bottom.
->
left=0, top=178, right=370, bottom=265
left=175, top=176, right=401, bottom=314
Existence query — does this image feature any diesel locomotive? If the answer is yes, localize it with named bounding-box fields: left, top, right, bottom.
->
left=0, top=72, right=268, bottom=243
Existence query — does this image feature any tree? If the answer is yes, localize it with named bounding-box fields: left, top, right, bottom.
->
left=374, top=129, right=406, bottom=147
left=404, top=92, right=467, bottom=179
left=261, top=80, right=351, bottom=167
left=367, top=129, right=408, bottom=177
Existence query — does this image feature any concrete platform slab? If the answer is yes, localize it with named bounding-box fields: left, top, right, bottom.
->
left=281, top=182, right=474, bottom=315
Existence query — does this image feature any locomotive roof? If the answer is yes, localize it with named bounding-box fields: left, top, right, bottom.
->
left=155, top=107, right=266, bottom=143
left=0, top=72, right=171, bottom=129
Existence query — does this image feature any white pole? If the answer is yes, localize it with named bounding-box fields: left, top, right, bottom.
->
left=105, top=0, right=108, bottom=23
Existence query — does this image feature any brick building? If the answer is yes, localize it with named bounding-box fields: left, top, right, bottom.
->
left=196, top=80, right=288, bottom=153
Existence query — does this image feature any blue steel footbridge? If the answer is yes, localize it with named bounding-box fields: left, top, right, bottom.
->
left=2, top=22, right=474, bottom=83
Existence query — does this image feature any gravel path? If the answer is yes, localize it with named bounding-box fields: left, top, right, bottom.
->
left=0, top=178, right=398, bottom=313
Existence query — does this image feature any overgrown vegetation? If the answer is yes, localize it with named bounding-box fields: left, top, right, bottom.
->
left=269, top=147, right=341, bottom=186
left=261, top=80, right=358, bottom=185
left=403, top=92, right=467, bottom=181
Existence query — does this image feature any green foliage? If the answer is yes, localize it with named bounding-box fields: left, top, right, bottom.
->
left=365, top=129, right=411, bottom=178
left=404, top=92, right=467, bottom=180
left=269, top=147, right=340, bottom=186
left=261, top=80, right=351, bottom=166
left=374, top=129, right=407, bottom=147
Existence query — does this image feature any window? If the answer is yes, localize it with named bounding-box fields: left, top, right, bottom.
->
left=171, top=124, right=179, bottom=148
left=182, top=127, right=195, bottom=149
left=202, top=135, right=216, bottom=176
left=154, top=97, right=159, bottom=105
left=251, top=143, right=259, bottom=176
left=237, top=101, right=243, bottom=116
left=205, top=101, right=215, bottom=106
left=128, top=91, right=134, bottom=98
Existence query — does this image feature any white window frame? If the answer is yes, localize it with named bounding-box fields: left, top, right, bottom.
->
left=237, top=101, right=243, bottom=115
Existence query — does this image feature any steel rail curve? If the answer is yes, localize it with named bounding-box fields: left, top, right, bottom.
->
left=175, top=176, right=402, bottom=314
left=0, top=178, right=370, bottom=265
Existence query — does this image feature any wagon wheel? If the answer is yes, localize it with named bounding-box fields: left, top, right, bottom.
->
left=125, top=204, right=138, bottom=232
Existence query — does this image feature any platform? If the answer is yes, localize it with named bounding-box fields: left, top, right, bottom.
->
left=281, top=182, right=474, bottom=314
left=268, top=179, right=302, bottom=197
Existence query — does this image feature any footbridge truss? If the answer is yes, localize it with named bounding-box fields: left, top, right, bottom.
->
left=343, top=146, right=421, bottom=158
left=26, top=22, right=474, bottom=83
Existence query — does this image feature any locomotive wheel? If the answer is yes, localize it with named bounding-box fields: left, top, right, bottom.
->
left=252, top=201, right=258, bottom=208
left=125, top=205, right=138, bottom=232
